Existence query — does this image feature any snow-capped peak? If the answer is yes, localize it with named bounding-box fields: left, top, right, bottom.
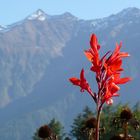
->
left=28, top=9, right=47, bottom=21
left=0, top=25, right=7, bottom=31
left=0, top=25, right=4, bottom=30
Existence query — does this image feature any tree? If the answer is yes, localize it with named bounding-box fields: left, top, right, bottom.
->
left=71, top=103, right=140, bottom=140
left=70, top=106, right=94, bottom=140
left=32, top=130, right=41, bottom=140
left=48, top=118, right=65, bottom=140
left=32, top=118, right=64, bottom=140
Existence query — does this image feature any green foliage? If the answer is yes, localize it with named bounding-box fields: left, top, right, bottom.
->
left=70, top=106, right=94, bottom=140
left=100, top=103, right=140, bottom=140
left=70, top=103, right=140, bottom=140
left=32, top=130, right=41, bottom=140
left=32, top=118, right=64, bottom=140
left=32, top=103, right=140, bottom=140
left=48, top=118, right=65, bottom=140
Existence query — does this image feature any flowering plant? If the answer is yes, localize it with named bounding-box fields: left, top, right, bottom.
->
left=69, top=34, right=131, bottom=140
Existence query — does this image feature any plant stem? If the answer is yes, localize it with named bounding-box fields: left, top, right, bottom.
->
left=95, top=104, right=102, bottom=140
left=124, top=122, right=128, bottom=139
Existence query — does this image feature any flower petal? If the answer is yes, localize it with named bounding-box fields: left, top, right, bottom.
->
left=90, top=34, right=98, bottom=48
left=80, top=69, right=85, bottom=81
left=69, top=77, right=80, bottom=86
left=115, top=77, right=132, bottom=84
left=110, top=59, right=122, bottom=71
left=119, top=52, right=130, bottom=58
left=90, top=34, right=99, bottom=54
left=106, top=98, right=113, bottom=105
left=84, top=50, right=93, bottom=62
left=110, top=83, right=120, bottom=93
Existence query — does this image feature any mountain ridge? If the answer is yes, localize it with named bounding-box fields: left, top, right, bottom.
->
left=0, top=7, right=140, bottom=32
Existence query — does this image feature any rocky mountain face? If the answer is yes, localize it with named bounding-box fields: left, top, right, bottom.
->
left=0, top=9, right=78, bottom=107
left=0, top=7, right=140, bottom=140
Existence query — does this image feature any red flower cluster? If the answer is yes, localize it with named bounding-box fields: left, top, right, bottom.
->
left=69, top=34, right=131, bottom=105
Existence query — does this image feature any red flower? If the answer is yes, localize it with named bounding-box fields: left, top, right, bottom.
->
left=84, top=34, right=101, bottom=73
left=69, top=69, right=91, bottom=93
left=103, top=42, right=131, bottom=105
left=113, top=74, right=132, bottom=85
left=105, top=43, right=130, bottom=77
left=69, top=33, right=131, bottom=106
left=102, top=80, right=120, bottom=105
left=102, top=73, right=131, bottom=105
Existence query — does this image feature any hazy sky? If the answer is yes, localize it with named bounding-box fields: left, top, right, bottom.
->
left=0, top=0, right=140, bottom=25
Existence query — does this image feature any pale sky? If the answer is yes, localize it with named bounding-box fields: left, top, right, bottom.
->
left=0, top=0, right=140, bottom=25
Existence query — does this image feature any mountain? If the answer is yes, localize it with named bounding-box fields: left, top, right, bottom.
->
left=0, top=7, right=140, bottom=140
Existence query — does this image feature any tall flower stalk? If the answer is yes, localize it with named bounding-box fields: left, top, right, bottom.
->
left=69, top=34, right=131, bottom=140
